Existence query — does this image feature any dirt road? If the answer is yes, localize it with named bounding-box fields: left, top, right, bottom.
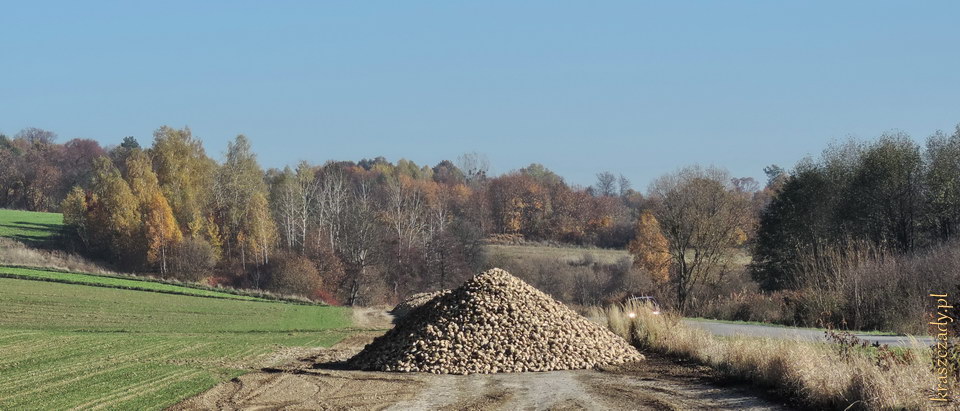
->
left=173, top=332, right=788, bottom=410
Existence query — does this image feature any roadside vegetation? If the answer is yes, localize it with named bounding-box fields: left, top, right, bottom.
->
left=0, top=277, right=351, bottom=410
left=599, top=301, right=944, bottom=410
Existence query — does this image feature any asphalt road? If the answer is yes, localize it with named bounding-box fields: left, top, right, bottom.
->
left=684, top=319, right=933, bottom=347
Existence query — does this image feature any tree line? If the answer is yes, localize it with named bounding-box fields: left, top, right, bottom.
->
left=12, top=122, right=950, bottom=323
left=753, top=128, right=960, bottom=291
left=1, top=126, right=687, bottom=305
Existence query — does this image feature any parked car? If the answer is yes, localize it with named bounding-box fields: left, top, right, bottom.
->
left=624, top=296, right=661, bottom=317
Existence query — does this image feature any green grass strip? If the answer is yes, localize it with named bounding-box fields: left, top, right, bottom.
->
left=0, top=266, right=266, bottom=301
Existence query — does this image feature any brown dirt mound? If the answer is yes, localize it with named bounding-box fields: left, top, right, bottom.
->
left=347, top=268, right=643, bottom=374
left=390, top=290, right=450, bottom=319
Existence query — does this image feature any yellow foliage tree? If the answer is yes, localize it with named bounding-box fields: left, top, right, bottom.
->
left=61, top=186, right=89, bottom=247
left=243, top=191, right=277, bottom=269
left=89, top=157, right=141, bottom=262
left=151, top=126, right=217, bottom=233
left=143, top=191, right=182, bottom=276
left=628, top=211, right=671, bottom=283
left=126, top=150, right=183, bottom=274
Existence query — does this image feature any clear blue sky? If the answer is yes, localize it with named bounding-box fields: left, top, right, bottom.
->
left=2, top=1, right=959, bottom=188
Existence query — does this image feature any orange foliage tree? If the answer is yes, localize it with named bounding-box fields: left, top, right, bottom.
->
left=627, top=211, right=671, bottom=283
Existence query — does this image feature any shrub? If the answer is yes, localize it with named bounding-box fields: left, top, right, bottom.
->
left=169, top=237, right=217, bottom=281
left=264, top=252, right=322, bottom=296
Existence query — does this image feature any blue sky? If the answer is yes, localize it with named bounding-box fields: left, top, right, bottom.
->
left=2, top=1, right=958, bottom=188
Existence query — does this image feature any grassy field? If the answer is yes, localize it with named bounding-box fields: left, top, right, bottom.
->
left=0, top=208, right=63, bottom=246
left=0, top=266, right=271, bottom=301
left=0, top=278, right=352, bottom=409
left=484, top=243, right=633, bottom=265
left=485, top=243, right=752, bottom=266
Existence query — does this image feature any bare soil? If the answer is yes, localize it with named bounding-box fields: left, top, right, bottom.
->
left=172, top=331, right=791, bottom=410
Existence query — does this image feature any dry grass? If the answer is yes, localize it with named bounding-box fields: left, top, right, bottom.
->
left=0, top=237, right=116, bottom=275
left=592, top=301, right=944, bottom=410
left=0, top=238, right=323, bottom=305
left=483, top=244, right=632, bottom=265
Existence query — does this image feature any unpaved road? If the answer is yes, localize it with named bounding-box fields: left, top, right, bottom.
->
left=685, top=319, right=933, bottom=347
left=173, top=332, right=789, bottom=410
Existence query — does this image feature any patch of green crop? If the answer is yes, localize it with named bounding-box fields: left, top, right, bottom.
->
left=0, top=209, right=64, bottom=246
left=0, top=278, right=353, bottom=409
left=0, top=266, right=267, bottom=301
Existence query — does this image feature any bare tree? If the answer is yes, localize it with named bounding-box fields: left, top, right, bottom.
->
left=649, top=165, right=750, bottom=313
left=731, top=176, right=760, bottom=193
left=339, top=180, right=381, bottom=305
left=386, top=175, right=427, bottom=252
left=595, top=171, right=616, bottom=197
left=457, top=152, right=490, bottom=185
left=15, top=127, right=57, bottom=145
left=617, top=174, right=632, bottom=197
left=293, top=161, right=318, bottom=251
left=315, top=168, right=347, bottom=251
left=272, top=168, right=299, bottom=249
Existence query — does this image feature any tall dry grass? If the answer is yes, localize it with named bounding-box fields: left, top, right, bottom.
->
left=595, top=301, right=944, bottom=410
left=0, top=237, right=116, bottom=275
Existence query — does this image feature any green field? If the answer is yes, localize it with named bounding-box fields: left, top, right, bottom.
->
left=0, top=266, right=269, bottom=301
left=0, top=208, right=64, bottom=246
left=0, top=278, right=352, bottom=409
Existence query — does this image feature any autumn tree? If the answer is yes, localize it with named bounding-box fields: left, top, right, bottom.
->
left=649, top=166, right=751, bottom=312
left=166, top=238, right=215, bottom=281
left=488, top=173, right=550, bottom=238
left=627, top=211, right=671, bottom=283
left=215, top=134, right=273, bottom=270
left=61, top=186, right=90, bottom=248
left=151, top=126, right=216, bottom=236
left=60, top=138, right=106, bottom=196
left=87, top=157, right=141, bottom=263
left=244, top=191, right=278, bottom=287
left=431, top=160, right=465, bottom=184
left=265, top=251, right=322, bottom=296
left=125, top=150, right=182, bottom=274
left=142, top=192, right=182, bottom=276
left=0, top=128, right=66, bottom=211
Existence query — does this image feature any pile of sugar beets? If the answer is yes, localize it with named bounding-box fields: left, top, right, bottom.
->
left=347, top=268, right=643, bottom=374
left=388, top=290, right=449, bottom=319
